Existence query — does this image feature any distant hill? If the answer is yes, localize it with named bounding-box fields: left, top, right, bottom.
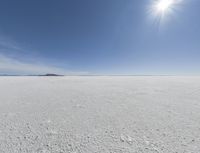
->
left=0, top=73, right=64, bottom=76
left=39, top=74, right=64, bottom=76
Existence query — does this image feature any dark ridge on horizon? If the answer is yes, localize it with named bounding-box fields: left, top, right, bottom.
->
left=0, top=74, right=196, bottom=77
left=38, top=74, right=64, bottom=76
left=0, top=74, right=64, bottom=77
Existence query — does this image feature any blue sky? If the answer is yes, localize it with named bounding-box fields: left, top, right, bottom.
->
left=0, top=0, right=199, bottom=75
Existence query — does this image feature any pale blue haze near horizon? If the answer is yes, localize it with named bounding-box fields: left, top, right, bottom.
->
left=0, top=0, right=199, bottom=75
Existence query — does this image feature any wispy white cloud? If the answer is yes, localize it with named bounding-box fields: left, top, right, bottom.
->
left=0, top=35, right=88, bottom=75
left=0, top=36, right=22, bottom=51
left=0, top=40, right=21, bottom=50
left=0, top=54, right=70, bottom=75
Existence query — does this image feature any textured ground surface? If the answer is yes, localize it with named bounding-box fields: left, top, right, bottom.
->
left=0, top=76, right=200, bottom=153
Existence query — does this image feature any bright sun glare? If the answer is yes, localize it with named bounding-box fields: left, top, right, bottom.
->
left=156, top=0, right=174, bottom=12
left=149, top=0, right=183, bottom=25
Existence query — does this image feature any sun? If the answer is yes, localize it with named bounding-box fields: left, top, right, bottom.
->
left=156, top=0, right=174, bottom=12
left=148, top=0, right=184, bottom=27
left=149, top=0, right=179, bottom=24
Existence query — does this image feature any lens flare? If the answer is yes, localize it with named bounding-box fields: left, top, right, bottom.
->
left=149, top=0, right=183, bottom=26
left=156, top=0, right=173, bottom=12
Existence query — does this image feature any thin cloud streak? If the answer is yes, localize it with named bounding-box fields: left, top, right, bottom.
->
left=0, top=36, right=88, bottom=75
left=0, top=36, right=22, bottom=51
left=0, top=54, right=86, bottom=75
